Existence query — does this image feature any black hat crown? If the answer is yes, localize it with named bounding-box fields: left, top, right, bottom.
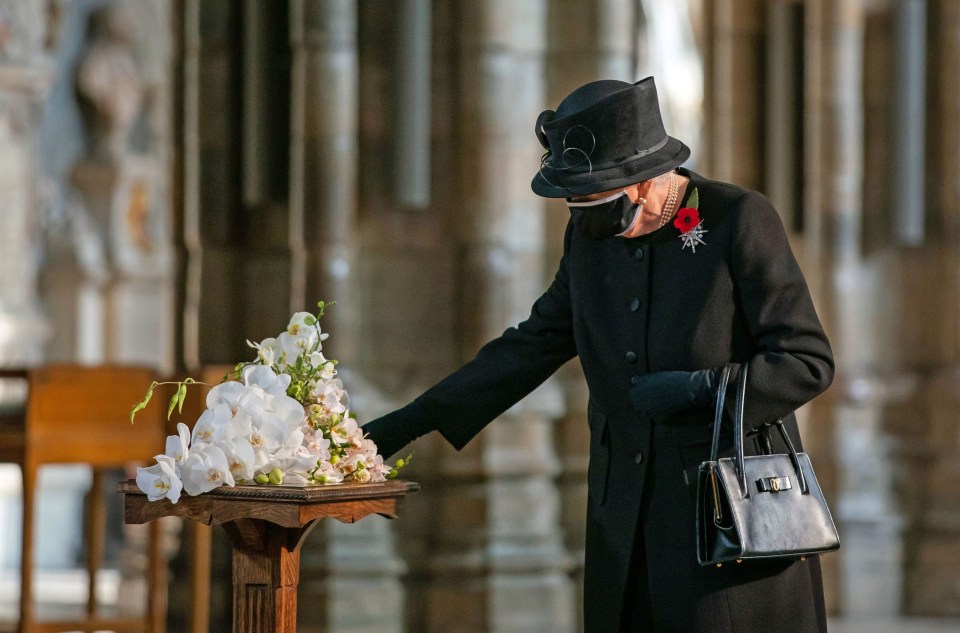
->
left=532, top=77, right=689, bottom=198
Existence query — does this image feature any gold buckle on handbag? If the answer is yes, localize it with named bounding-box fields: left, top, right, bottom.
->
left=756, top=476, right=792, bottom=493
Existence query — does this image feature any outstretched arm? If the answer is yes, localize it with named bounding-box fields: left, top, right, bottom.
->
left=365, top=226, right=578, bottom=457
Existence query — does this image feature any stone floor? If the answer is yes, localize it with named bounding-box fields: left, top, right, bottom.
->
left=828, top=618, right=960, bottom=633
left=1, top=569, right=958, bottom=632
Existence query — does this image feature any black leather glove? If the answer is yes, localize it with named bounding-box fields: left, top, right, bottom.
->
left=362, top=401, right=435, bottom=459
left=628, top=369, right=719, bottom=422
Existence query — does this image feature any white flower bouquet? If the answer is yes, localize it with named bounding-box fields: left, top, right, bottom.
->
left=132, top=301, right=407, bottom=503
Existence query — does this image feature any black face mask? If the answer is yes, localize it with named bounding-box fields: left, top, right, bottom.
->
left=567, top=191, right=640, bottom=240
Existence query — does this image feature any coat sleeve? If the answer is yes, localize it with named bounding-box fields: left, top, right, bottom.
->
left=728, top=192, right=835, bottom=430
left=385, top=224, right=578, bottom=451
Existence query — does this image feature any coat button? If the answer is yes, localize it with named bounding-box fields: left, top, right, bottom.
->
left=628, top=297, right=641, bottom=312
left=625, top=351, right=638, bottom=363
left=634, top=452, right=644, bottom=465
left=633, top=247, right=645, bottom=261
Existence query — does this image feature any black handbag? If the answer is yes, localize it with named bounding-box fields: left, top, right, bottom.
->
left=696, top=364, right=840, bottom=566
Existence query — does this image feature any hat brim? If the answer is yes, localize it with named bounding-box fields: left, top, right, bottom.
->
left=531, top=137, right=691, bottom=198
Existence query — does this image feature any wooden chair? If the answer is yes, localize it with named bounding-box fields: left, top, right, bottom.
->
left=0, top=365, right=168, bottom=633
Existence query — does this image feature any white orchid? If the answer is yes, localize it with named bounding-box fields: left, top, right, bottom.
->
left=164, top=422, right=192, bottom=467
left=307, top=352, right=336, bottom=379
left=191, top=404, right=234, bottom=445
left=266, top=392, right=309, bottom=429
left=135, top=300, right=409, bottom=503
left=312, top=379, right=348, bottom=415
left=263, top=447, right=315, bottom=482
left=352, top=468, right=372, bottom=483
left=310, top=460, right=345, bottom=484
left=278, top=330, right=313, bottom=357
left=136, top=456, right=183, bottom=503
left=222, top=436, right=257, bottom=482
left=247, top=337, right=278, bottom=365
left=242, top=365, right=291, bottom=398
left=205, top=381, right=247, bottom=415
left=247, top=414, right=289, bottom=458
left=181, top=444, right=235, bottom=496
left=303, top=428, right=332, bottom=461
left=286, top=311, right=317, bottom=337
left=336, top=416, right=364, bottom=448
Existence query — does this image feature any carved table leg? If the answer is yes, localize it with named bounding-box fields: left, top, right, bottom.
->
left=117, top=480, right=417, bottom=632
left=225, top=520, right=306, bottom=633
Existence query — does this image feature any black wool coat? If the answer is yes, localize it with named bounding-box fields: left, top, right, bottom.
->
left=389, top=169, right=835, bottom=632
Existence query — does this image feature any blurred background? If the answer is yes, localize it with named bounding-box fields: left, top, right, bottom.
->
left=1, top=0, right=959, bottom=631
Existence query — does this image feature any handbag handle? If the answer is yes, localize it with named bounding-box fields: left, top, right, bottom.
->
left=708, top=363, right=809, bottom=498
left=708, top=364, right=733, bottom=462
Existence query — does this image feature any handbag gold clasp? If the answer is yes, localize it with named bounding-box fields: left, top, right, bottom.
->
left=771, top=478, right=781, bottom=492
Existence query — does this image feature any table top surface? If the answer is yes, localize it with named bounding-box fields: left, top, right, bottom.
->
left=116, top=478, right=419, bottom=503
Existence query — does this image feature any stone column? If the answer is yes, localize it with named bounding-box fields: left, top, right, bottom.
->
left=891, top=0, right=926, bottom=246
left=393, top=0, right=432, bottom=209
left=235, top=0, right=297, bottom=342
left=421, top=2, right=575, bottom=632
left=289, top=3, right=406, bottom=632
left=765, top=0, right=804, bottom=231
left=806, top=0, right=909, bottom=618
left=0, top=0, right=54, bottom=603
left=701, top=0, right=764, bottom=188
left=637, top=0, right=704, bottom=164
left=178, top=4, right=245, bottom=629
left=0, top=0, right=52, bottom=373
left=181, top=0, right=245, bottom=366
left=289, top=0, right=358, bottom=356
left=898, top=0, right=960, bottom=617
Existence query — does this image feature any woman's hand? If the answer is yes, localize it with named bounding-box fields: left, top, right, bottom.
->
left=628, top=369, right=719, bottom=422
left=362, top=402, right=435, bottom=459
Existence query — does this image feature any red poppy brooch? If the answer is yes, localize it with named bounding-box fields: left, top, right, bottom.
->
left=673, top=188, right=707, bottom=252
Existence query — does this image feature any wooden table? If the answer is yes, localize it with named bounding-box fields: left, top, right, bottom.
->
left=117, top=479, right=419, bottom=633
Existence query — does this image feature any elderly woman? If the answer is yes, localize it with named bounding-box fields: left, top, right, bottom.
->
left=364, top=77, right=834, bottom=633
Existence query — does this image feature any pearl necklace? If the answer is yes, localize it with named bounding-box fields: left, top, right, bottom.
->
left=657, top=171, right=680, bottom=229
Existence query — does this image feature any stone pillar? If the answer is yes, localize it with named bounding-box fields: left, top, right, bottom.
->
left=637, top=0, right=704, bottom=165
left=289, top=0, right=358, bottom=357
left=764, top=0, right=804, bottom=231
left=0, top=0, right=52, bottom=372
left=393, top=0, right=432, bottom=209
left=289, top=3, right=406, bottom=632
left=941, top=0, right=960, bottom=365
left=806, top=0, right=909, bottom=618
left=900, top=368, right=960, bottom=618
left=897, top=0, right=960, bottom=617
left=547, top=0, right=635, bottom=97
left=701, top=0, right=764, bottom=188
left=235, top=0, right=297, bottom=343
left=0, top=0, right=54, bottom=602
left=181, top=0, right=245, bottom=367
left=892, top=0, right=926, bottom=246
left=178, top=3, right=245, bottom=629
left=421, top=2, right=575, bottom=632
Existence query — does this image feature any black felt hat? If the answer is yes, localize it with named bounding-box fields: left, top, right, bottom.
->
left=531, top=77, right=690, bottom=198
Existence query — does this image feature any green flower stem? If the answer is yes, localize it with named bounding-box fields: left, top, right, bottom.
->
left=129, top=378, right=209, bottom=423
